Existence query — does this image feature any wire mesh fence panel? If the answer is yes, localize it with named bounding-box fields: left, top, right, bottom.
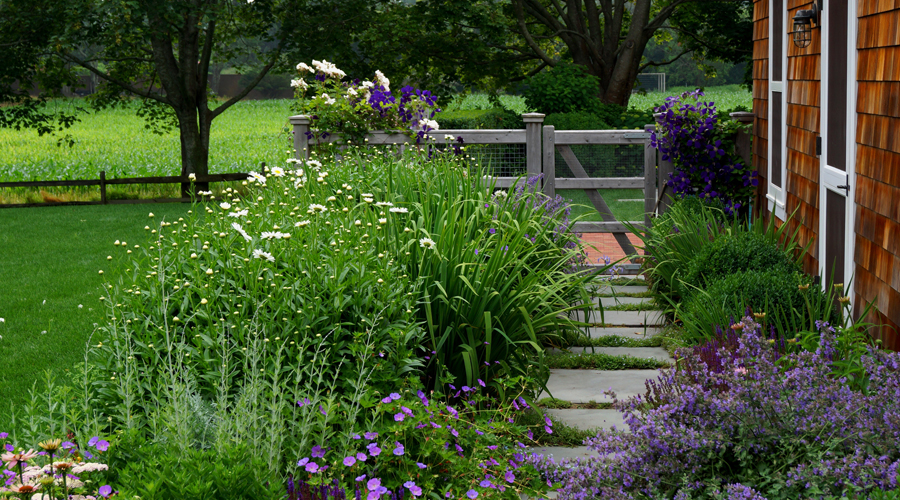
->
left=553, top=144, right=645, bottom=178
left=426, top=143, right=528, bottom=178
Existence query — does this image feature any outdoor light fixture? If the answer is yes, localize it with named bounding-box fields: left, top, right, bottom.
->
left=791, top=2, right=821, bottom=48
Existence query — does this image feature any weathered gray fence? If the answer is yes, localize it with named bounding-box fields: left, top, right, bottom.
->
left=289, top=114, right=655, bottom=257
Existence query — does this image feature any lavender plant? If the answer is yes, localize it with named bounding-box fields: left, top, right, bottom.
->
left=650, top=90, right=757, bottom=215
left=530, top=316, right=900, bottom=499
left=292, top=61, right=441, bottom=145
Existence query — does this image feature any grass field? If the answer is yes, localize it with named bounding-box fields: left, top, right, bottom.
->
left=0, top=203, right=190, bottom=430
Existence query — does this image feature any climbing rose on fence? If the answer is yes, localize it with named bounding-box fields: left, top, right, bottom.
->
left=292, top=60, right=440, bottom=145
left=650, top=90, right=757, bottom=215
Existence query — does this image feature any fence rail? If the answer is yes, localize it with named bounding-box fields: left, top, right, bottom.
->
left=0, top=173, right=248, bottom=209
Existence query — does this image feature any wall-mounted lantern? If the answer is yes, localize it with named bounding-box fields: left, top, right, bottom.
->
left=791, top=2, right=821, bottom=48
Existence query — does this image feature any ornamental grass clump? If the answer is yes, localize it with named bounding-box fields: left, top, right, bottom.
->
left=530, top=316, right=900, bottom=499
left=651, top=90, right=757, bottom=215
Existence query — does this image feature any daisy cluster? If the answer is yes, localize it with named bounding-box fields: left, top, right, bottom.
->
left=293, top=61, right=441, bottom=145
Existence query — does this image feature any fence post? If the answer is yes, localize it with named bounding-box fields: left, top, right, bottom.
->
left=522, top=113, right=545, bottom=184
left=729, top=111, right=755, bottom=167
left=643, top=128, right=655, bottom=230
left=652, top=113, right=675, bottom=215
left=100, top=170, right=107, bottom=205
left=289, top=115, right=311, bottom=161
left=541, top=125, right=555, bottom=198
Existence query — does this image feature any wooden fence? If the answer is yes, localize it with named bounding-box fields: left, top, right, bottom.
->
left=0, top=173, right=249, bottom=209
left=290, top=113, right=657, bottom=256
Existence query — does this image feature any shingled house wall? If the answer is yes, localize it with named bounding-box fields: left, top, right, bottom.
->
left=752, top=0, right=900, bottom=349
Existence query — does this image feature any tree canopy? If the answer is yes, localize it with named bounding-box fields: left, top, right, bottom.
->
left=0, top=0, right=381, bottom=187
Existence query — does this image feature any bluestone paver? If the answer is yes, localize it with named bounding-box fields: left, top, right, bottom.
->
left=546, top=409, right=629, bottom=432
left=595, top=285, right=649, bottom=296
left=569, top=309, right=665, bottom=325
left=540, top=369, right=662, bottom=403
left=582, top=326, right=663, bottom=337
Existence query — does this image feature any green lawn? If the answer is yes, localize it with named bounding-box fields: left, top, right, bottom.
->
left=563, top=188, right=647, bottom=222
left=0, top=203, right=190, bottom=430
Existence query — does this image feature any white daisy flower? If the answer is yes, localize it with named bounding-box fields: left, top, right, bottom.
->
left=271, top=166, right=286, bottom=177
left=295, top=168, right=305, bottom=177
left=375, top=201, right=394, bottom=207
left=248, top=171, right=267, bottom=186
left=253, top=249, right=275, bottom=262
left=219, top=202, right=232, bottom=210
left=295, top=220, right=310, bottom=227
left=228, top=209, right=249, bottom=218
left=309, top=204, right=328, bottom=213
left=306, top=160, right=322, bottom=169
left=361, top=193, right=373, bottom=197
left=231, top=222, right=252, bottom=242
left=389, top=207, right=409, bottom=213
left=198, top=190, right=213, bottom=196
left=378, top=218, right=387, bottom=224
left=261, top=231, right=290, bottom=240
left=188, top=173, right=197, bottom=181
left=419, top=237, right=436, bottom=249
left=363, top=198, right=374, bottom=203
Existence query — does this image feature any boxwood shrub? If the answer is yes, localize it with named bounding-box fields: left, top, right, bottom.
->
left=678, top=231, right=801, bottom=299
left=678, top=268, right=836, bottom=344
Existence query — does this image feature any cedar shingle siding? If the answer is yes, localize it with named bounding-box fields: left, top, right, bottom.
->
left=854, top=1, right=900, bottom=349
left=752, top=0, right=900, bottom=348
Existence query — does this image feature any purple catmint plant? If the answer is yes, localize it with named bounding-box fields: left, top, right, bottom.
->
left=650, top=90, right=758, bottom=215
left=529, top=316, right=900, bottom=499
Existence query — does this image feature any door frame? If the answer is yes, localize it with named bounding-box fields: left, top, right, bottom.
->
left=819, top=0, right=858, bottom=310
left=767, top=0, right=788, bottom=221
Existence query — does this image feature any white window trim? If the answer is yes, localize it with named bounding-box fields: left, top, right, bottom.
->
left=767, top=0, right=787, bottom=221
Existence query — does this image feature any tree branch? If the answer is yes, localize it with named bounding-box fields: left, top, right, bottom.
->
left=513, top=0, right=558, bottom=67
left=639, top=48, right=691, bottom=72
left=59, top=52, right=170, bottom=105
left=209, top=46, right=282, bottom=120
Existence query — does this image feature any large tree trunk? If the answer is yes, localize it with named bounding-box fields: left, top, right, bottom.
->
left=514, top=0, right=688, bottom=108
left=176, top=109, right=211, bottom=197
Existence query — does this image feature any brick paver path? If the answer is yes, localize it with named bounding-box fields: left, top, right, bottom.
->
left=579, top=232, right=643, bottom=263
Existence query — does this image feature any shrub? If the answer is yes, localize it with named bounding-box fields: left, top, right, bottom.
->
left=530, top=317, right=900, bottom=499
left=437, top=108, right=523, bottom=129
left=522, top=63, right=600, bottom=114
left=678, top=268, right=837, bottom=344
left=678, top=231, right=801, bottom=299
left=633, top=197, right=731, bottom=300
left=543, top=111, right=609, bottom=130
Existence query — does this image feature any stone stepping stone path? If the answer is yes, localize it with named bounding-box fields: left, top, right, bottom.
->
left=545, top=409, right=627, bottom=431
left=596, top=296, right=653, bottom=307
left=569, top=309, right=665, bottom=326
left=540, top=368, right=662, bottom=403
left=583, top=326, right=662, bottom=337
left=531, top=281, right=668, bottom=489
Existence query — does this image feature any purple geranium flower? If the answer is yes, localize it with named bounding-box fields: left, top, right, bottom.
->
left=393, top=442, right=405, bottom=456
left=467, top=489, right=479, bottom=499
left=343, top=456, right=356, bottom=467
left=98, top=485, right=113, bottom=498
